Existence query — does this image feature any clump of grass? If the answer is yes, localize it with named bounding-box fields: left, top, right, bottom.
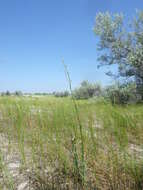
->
left=0, top=150, right=15, bottom=190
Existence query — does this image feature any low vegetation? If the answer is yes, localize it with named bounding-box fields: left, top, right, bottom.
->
left=0, top=96, right=143, bottom=189
left=73, top=81, right=102, bottom=100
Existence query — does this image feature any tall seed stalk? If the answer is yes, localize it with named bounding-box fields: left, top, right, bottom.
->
left=62, top=59, right=85, bottom=185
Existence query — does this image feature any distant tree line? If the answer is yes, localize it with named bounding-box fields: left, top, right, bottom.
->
left=52, top=80, right=142, bottom=105
left=0, top=81, right=140, bottom=104
left=1, top=91, right=23, bottom=96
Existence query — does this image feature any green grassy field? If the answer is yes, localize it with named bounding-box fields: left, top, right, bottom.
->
left=0, top=96, right=143, bottom=189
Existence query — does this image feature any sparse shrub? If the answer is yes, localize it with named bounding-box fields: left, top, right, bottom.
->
left=34, top=92, right=50, bottom=96
left=1, top=92, right=5, bottom=96
left=54, top=90, right=69, bottom=97
left=104, top=82, right=137, bottom=104
left=5, top=91, right=11, bottom=96
left=73, top=80, right=102, bottom=99
left=14, top=91, right=23, bottom=96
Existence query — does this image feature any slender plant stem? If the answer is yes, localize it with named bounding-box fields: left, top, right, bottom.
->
left=62, top=59, right=85, bottom=184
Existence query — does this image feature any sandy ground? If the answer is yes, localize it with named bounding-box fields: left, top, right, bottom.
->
left=0, top=134, right=32, bottom=190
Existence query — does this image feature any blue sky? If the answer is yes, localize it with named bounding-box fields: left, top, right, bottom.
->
left=0, top=0, right=143, bottom=92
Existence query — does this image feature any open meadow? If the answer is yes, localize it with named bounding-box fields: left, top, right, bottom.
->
left=0, top=96, right=143, bottom=189
left=1, top=1, right=143, bottom=190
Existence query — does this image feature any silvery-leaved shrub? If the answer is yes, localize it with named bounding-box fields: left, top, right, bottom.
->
left=73, top=80, right=102, bottom=99
left=105, top=82, right=137, bottom=104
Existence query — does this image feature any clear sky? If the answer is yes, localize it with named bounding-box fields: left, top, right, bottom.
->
left=0, top=0, right=143, bottom=92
